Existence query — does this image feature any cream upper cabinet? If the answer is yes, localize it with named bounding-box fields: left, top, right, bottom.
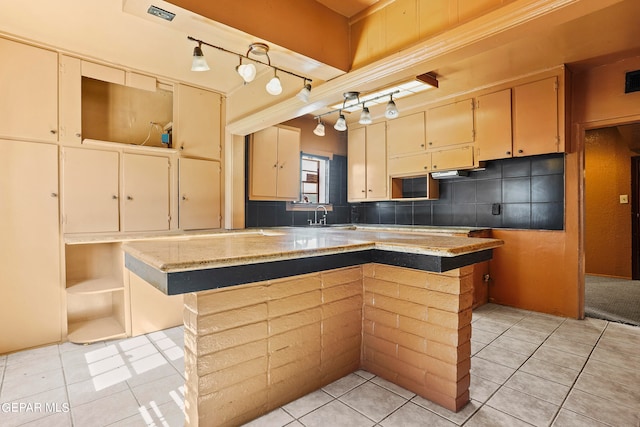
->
left=513, top=76, right=560, bottom=157
left=122, top=153, right=170, bottom=232
left=249, top=126, right=301, bottom=201
left=348, top=123, right=387, bottom=201
left=174, top=84, right=222, bottom=160
left=386, top=112, right=426, bottom=157
left=59, top=55, right=83, bottom=145
left=1, top=140, right=61, bottom=353
left=0, top=38, right=58, bottom=143
left=475, top=89, right=513, bottom=161
left=62, top=147, right=120, bottom=233
left=179, top=158, right=221, bottom=230
left=431, top=145, right=475, bottom=171
left=426, top=98, right=474, bottom=149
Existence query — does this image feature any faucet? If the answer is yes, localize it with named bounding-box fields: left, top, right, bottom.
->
left=309, top=205, right=328, bottom=226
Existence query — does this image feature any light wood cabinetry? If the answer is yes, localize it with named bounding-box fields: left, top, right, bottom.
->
left=0, top=38, right=58, bottom=143
left=62, top=147, right=120, bottom=233
left=129, top=271, right=183, bottom=337
left=1, top=140, right=61, bottom=353
left=475, top=89, right=513, bottom=161
left=426, top=98, right=474, bottom=149
left=386, top=112, right=426, bottom=156
left=62, top=147, right=172, bottom=234
left=174, top=84, right=222, bottom=160
left=513, top=76, right=560, bottom=156
left=347, top=123, right=387, bottom=201
left=179, top=158, right=221, bottom=230
left=59, top=55, right=83, bottom=145
left=121, top=153, right=170, bottom=232
left=431, top=145, right=475, bottom=171
left=388, top=152, right=432, bottom=177
left=250, top=126, right=301, bottom=200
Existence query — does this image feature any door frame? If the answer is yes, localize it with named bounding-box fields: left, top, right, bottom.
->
left=632, top=156, right=640, bottom=279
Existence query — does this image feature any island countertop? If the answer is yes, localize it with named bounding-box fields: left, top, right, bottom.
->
left=122, top=227, right=503, bottom=295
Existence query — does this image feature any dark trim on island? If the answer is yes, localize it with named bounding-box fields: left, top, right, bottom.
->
left=125, top=249, right=494, bottom=295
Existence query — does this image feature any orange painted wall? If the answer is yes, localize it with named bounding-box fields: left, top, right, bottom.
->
left=584, top=127, right=633, bottom=279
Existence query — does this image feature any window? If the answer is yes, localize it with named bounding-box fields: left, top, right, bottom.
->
left=300, top=154, right=329, bottom=204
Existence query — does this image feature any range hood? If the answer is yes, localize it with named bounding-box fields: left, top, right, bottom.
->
left=431, top=170, right=469, bottom=179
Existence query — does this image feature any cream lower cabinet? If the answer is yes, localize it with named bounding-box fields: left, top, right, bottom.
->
left=121, top=153, right=170, bottom=232
left=250, top=126, right=301, bottom=200
left=348, top=123, right=387, bottom=201
left=1, top=140, right=61, bottom=353
left=62, top=147, right=171, bottom=233
left=179, top=158, right=221, bottom=230
left=129, top=271, right=183, bottom=337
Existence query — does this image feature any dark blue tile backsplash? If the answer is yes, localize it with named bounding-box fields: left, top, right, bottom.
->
left=246, top=151, right=565, bottom=231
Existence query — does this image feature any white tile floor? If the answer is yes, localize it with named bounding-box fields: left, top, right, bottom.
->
left=1, top=303, right=639, bottom=426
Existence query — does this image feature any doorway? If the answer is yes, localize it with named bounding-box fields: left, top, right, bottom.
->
left=584, top=123, right=640, bottom=325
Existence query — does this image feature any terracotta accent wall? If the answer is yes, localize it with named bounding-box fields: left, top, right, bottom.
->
left=584, top=127, right=633, bottom=278
left=362, top=264, right=473, bottom=411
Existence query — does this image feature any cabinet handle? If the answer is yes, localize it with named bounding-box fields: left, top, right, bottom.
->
left=518, top=149, right=523, bottom=154
left=182, top=195, right=187, bottom=201
left=433, top=165, right=438, bottom=169
left=368, top=189, right=372, bottom=192
left=428, top=142, right=433, bottom=145
left=75, top=133, right=81, bottom=138
left=280, top=165, right=284, bottom=169
left=50, top=193, right=58, bottom=198
left=50, top=129, right=57, bottom=134
left=506, top=151, right=511, bottom=155
left=180, top=145, right=184, bottom=150
left=423, top=166, right=428, bottom=170
left=361, top=190, right=366, bottom=193
left=127, top=195, right=133, bottom=201
left=420, top=143, right=425, bottom=148
left=273, top=164, right=278, bottom=168
left=112, top=195, right=118, bottom=200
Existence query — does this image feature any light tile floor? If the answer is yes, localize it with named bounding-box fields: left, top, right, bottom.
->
left=1, top=303, right=639, bottom=426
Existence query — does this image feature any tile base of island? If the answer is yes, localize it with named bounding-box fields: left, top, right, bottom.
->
left=122, top=227, right=502, bottom=426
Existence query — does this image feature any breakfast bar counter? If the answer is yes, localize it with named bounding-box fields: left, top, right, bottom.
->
left=122, top=227, right=503, bottom=426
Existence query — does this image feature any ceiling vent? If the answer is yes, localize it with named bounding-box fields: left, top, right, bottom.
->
left=625, top=70, right=640, bottom=94
left=147, top=5, right=175, bottom=22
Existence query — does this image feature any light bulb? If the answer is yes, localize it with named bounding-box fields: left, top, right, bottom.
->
left=266, top=75, right=282, bottom=95
left=334, top=114, right=347, bottom=131
left=359, top=106, right=372, bottom=125
left=385, top=99, right=399, bottom=119
left=236, top=63, right=256, bottom=82
left=313, top=121, right=325, bottom=136
left=191, top=45, right=210, bottom=71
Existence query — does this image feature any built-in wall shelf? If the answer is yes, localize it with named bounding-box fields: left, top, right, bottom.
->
left=66, top=277, right=124, bottom=295
left=67, top=315, right=126, bottom=344
left=390, top=176, right=439, bottom=200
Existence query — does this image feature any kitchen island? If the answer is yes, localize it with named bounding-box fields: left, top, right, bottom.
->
left=123, top=227, right=503, bottom=427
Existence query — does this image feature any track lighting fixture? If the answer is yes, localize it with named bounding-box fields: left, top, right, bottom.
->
left=313, top=118, right=325, bottom=136
left=385, top=94, right=399, bottom=119
left=187, top=36, right=312, bottom=98
left=191, top=42, right=210, bottom=72
left=334, top=112, right=347, bottom=131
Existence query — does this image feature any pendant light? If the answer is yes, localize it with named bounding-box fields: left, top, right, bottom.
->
left=313, top=118, right=325, bottom=136
left=266, top=70, right=283, bottom=95
left=334, top=112, right=347, bottom=131
left=297, top=79, right=312, bottom=103
left=191, top=42, right=210, bottom=71
left=385, top=94, right=399, bottom=119
left=359, top=105, right=372, bottom=125
left=236, top=58, right=256, bottom=83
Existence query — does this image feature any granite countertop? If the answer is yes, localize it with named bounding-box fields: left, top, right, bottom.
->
left=122, top=227, right=503, bottom=274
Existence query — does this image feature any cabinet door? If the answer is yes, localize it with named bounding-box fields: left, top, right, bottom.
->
left=1, top=140, right=61, bottom=353
left=179, top=158, right=221, bottom=230
left=366, top=122, right=387, bottom=199
left=250, top=127, right=279, bottom=199
left=59, top=55, right=83, bottom=145
left=276, top=127, right=301, bottom=199
left=386, top=112, right=426, bottom=157
left=175, top=84, right=221, bottom=160
left=0, top=38, right=58, bottom=142
left=63, top=147, right=120, bottom=233
left=476, top=89, right=513, bottom=161
left=513, top=77, right=559, bottom=156
left=388, top=152, right=431, bottom=177
left=426, top=98, right=474, bottom=148
left=431, top=145, right=474, bottom=171
left=122, top=153, right=170, bottom=232
left=348, top=127, right=367, bottom=201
